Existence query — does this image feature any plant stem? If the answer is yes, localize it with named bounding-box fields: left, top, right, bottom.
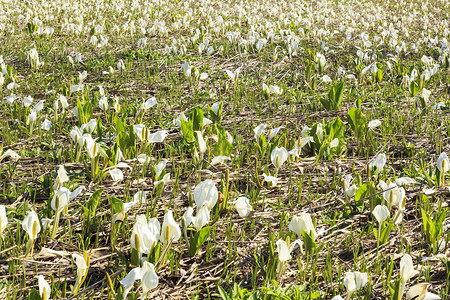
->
left=24, top=238, right=35, bottom=258
left=91, top=157, right=96, bottom=181
left=51, top=211, right=60, bottom=238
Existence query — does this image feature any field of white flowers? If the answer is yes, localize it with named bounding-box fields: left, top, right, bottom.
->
left=0, top=0, right=449, bottom=299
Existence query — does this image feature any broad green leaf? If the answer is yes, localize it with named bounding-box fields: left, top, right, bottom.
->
left=347, top=107, right=367, bottom=140
left=114, top=116, right=125, bottom=133
left=188, top=226, right=211, bottom=256
left=86, top=189, right=103, bottom=217
left=301, top=230, right=316, bottom=253
left=354, top=182, right=377, bottom=211
left=181, top=118, right=194, bottom=143
left=192, top=107, right=204, bottom=132
left=110, top=196, right=123, bottom=215
left=320, top=97, right=331, bottom=110
left=323, top=81, right=345, bottom=110
left=333, top=81, right=345, bottom=109
left=212, top=139, right=232, bottom=156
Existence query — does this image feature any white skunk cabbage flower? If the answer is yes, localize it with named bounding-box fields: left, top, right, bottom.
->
left=372, top=205, right=390, bottom=224
left=437, top=153, right=449, bottom=173
left=141, top=97, right=157, bottom=110
left=276, top=238, right=302, bottom=262
left=253, top=123, right=267, bottom=140
left=193, top=205, right=210, bottom=230
left=382, top=183, right=405, bottom=208
left=400, top=254, right=414, bottom=283
left=271, top=147, right=289, bottom=169
left=0, top=205, right=7, bottom=236
left=231, top=197, right=253, bottom=218
left=225, top=67, right=241, bottom=83
left=262, top=173, right=278, bottom=187
left=37, top=275, right=51, bottom=300
left=406, top=283, right=441, bottom=300
left=369, top=153, right=387, bottom=174
left=343, top=271, right=368, bottom=293
left=159, top=210, right=181, bottom=244
left=368, top=119, right=381, bottom=130
left=193, top=179, right=218, bottom=210
left=0, top=149, right=20, bottom=162
left=120, top=262, right=158, bottom=300
left=289, top=213, right=316, bottom=239
left=22, top=211, right=41, bottom=240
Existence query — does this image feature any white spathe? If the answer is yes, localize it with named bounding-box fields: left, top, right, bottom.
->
left=437, top=152, right=449, bottom=173
left=193, top=179, right=218, bottom=210
left=343, top=271, right=368, bottom=293
left=271, top=147, right=289, bottom=169
left=22, top=211, right=41, bottom=240
left=37, top=275, right=51, bottom=300
left=288, top=213, right=316, bottom=238
left=372, top=205, right=390, bottom=224
left=369, top=153, right=387, bottom=173
left=400, top=254, right=414, bottom=282
left=159, top=210, right=181, bottom=244
left=0, top=205, right=7, bottom=236
left=233, top=197, right=253, bottom=218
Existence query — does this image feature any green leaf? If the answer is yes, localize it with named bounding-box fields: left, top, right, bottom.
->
left=347, top=108, right=367, bottom=140
left=257, top=134, right=267, bottom=154
left=391, top=277, right=402, bottom=300
left=409, top=81, right=418, bottom=97
left=147, top=242, right=161, bottom=265
left=27, top=22, right=37, bottom=34
left=319, top=97, right=331, bottom=110
left=86, top=189, right=103, bottom=218
left=192, top=107, right=204, bottom=132
left=329, top=117, right=345, bottom=139
left=82, top=98, right=93, bottom=123
left=355, top=181, right=380, bottom=211
left=355, top=182, right=376, bottom=207
left=212, top=125, right=233, bottom=156
left=380, top=222, right=394, bottom=243
left=376, top=68, right=383, bottom=82
left=27, top=288, right=41, bottom=300
left=114, top=116, right=125, bottom=133
left=212, top=139, right=232, bottom=156
left=301, top=230, right=316, bottom=253
left=217, top=285, right=231, bottom=300
left=305, top=61, right=315, bottom=80
left=76, top=99, right=85, bottom=124
left=181, top=118, right=194, bottom=143
left=130, top=247, right=140, bottom=267
left=421, top=207, right=446, bottom=252
left=96, top=117, right=103, bottom=138
left=317, top=135, right=332, bottom=161
left=310, top=122, right=323, bottom=150
left=188, top=226, right=211, bottom=256
left=117, top=125, right=136, bottom=158
left=209, top=102, right=223, bottom=122
left=373, top=227, right=378, bottom=240
left=323, top=81, right=345, bottom=110
left=59, top=83, right=68, bottom=96
left=110, top=196, right=123, bottom=215
left=332, top=81, right=345, bottom=109
left=315, top=117, right=345, bottom=161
